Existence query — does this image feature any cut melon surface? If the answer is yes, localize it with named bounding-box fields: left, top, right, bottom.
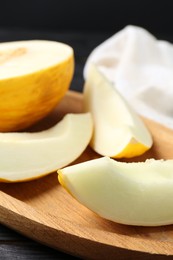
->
left=58, top=157, right=173, bottom=226
left=83, top=65, right=153, bottom=158
left=0, top=40, right=74, bottom=131
left=0, top=113, right=93, bottom=182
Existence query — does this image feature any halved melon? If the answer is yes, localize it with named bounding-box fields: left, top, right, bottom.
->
left=0, top=40, right=74, bottom=131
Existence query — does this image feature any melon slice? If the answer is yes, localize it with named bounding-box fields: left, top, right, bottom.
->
left=0, top=113, right=92, bottom=182
left=58, top=157, right=173, bottom=226
left=83, top=65, right=153, bottom=158
left=0, top=40, right=74, bottom=131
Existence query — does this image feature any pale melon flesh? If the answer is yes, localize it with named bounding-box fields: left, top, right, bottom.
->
left=0, top=113, right=93, bottom=182
left=58, top=157, right=173, bottom=226
left=83, top=65, right=153, bottom=158
left=0, top=40, right=73, bottom=79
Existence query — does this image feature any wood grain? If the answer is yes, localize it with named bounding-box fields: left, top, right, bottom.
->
left=1, top=90, right=173, bottom=259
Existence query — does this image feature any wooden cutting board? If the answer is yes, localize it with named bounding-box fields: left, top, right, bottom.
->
left=1, top=90, right=173, bottom=259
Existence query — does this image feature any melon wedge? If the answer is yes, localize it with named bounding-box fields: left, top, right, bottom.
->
left=83, top=65, right=153, bottom=158
left=58, top=157, right=173, bottom=226
left=0, top=40, right=74, bottom=132
left=0, top=113, right=92, bottom=182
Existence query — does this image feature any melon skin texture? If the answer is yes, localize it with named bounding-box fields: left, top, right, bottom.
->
left=0, top=113, right=93, bottom=182
left=0, top=40, right=74, bottom=132
left=58, top=157, right=173, bottom=226
left=83, top=65, right=153, bottom=158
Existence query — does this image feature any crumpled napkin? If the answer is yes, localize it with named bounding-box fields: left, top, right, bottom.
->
left=84, top=25, right=173, bottom=129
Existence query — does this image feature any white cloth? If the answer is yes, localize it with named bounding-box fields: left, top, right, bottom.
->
left=84, top=25, right=173, bottom=129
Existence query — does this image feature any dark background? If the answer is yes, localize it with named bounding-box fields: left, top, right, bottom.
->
left=0, top=0, right=173, bottom=36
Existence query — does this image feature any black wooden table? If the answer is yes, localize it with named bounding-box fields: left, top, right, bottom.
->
left=0, top=28, right=111, bottom=260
